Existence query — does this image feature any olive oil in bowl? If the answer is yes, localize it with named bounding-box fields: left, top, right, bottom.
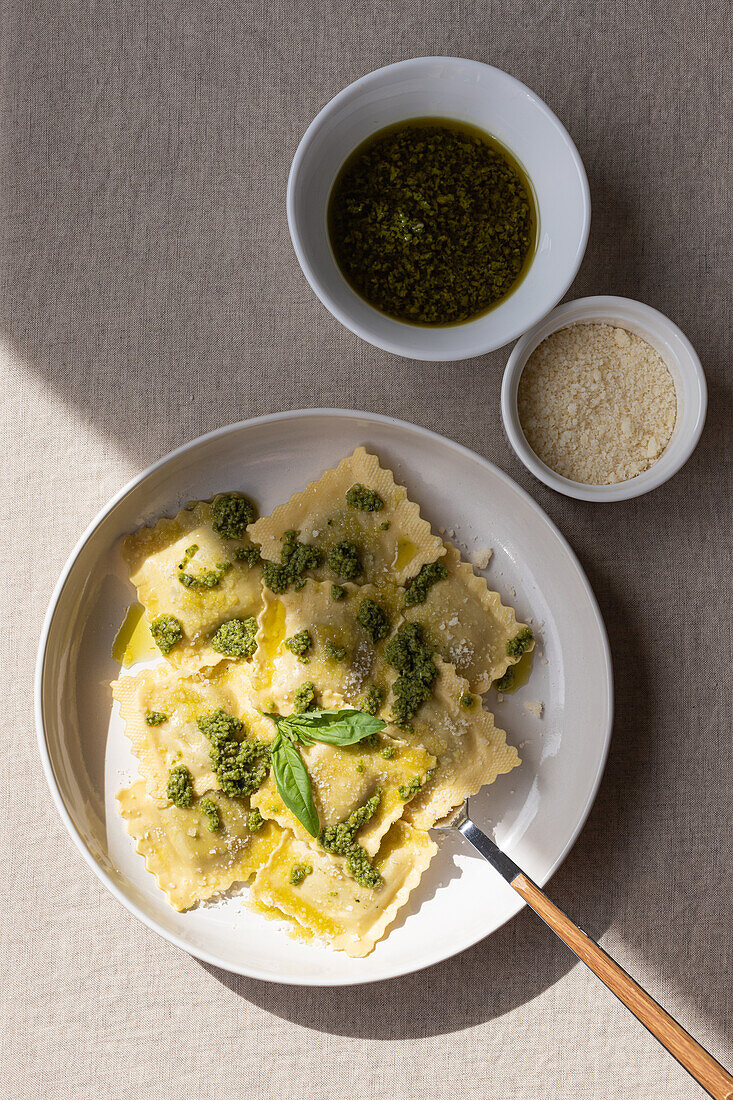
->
left=327, top=118, right=537, bottom=327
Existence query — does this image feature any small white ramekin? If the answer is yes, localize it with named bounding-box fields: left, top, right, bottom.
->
left=288, top=57, right=590, bottom=362
left=501, top=296, right=707, bottom=502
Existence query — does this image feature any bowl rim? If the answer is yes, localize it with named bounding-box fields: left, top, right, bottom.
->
left=500, top=295, right=708, bottom=502
left=35, top=408, right=613, bottom=985
left=287, top=56, right=591, bottom=362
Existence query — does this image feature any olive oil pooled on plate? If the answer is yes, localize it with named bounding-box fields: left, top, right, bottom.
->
left=328, top=118, right=537, bottom=327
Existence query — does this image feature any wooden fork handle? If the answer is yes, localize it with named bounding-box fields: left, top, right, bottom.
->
left=512, top=873, right=733, bottom=1099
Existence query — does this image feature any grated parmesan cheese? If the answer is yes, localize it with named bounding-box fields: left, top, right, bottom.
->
left=523, top=700, right=544, bottom=718
left=517, top=323, right=677, bottom=485
left=471, top=546, right=493, bottom=570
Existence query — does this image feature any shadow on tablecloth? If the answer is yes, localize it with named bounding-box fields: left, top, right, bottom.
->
left=200, top=561, right=733, bottom=1042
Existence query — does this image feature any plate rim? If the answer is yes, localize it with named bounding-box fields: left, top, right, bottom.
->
left=35, top=408, right=614, bottom=986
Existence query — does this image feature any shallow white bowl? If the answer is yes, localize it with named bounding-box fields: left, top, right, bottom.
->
left=36, top=410, right=612, bottom=985
left=501, top=296, right=708, bottom=502
left=288, top=57, right=590, bottom=361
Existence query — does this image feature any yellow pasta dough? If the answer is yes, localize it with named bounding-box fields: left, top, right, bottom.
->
left=122, top=501, right=264, bottom=669
left=117, top=782, right=281, bottom=911
left=112, top=664, right=274, bottom=805
left=249, top=580, right=392, bottom=709
left=402, top=543, right=533, bottom=691
left=388, top=659, right=521, bottom=829
left=248, top=821, right=437, bottom=956
left=250, top=730, right=435, bottom=856
left=249, top=447, right=444, bottom=585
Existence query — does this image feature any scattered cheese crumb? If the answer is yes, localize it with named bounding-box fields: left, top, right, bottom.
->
left=517, top=323, right=677, bottom=485
left=471, top=546, right=493, bottom=570
left=523, top=700, right=544, bottom=718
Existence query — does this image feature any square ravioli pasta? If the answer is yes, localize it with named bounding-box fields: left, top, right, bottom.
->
left=112, top=663, right=274, bottom=806
left=385, top=658, right=521, bottom=829
left=249, top=821, right=437, bottom=957
left=402, top=543, right=534, bottom=692
left=249, top=579, right=396, bottom=710
left=250, top=729, right=435, bottom=857
left=248, top=447, right=444, bottom=587
left=122, top=498, right=264, bottom=670
left=117, top=782, right=281, bottom=911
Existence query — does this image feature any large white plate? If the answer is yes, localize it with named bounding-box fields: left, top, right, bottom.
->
left=36, top=410, right=612, bottom=985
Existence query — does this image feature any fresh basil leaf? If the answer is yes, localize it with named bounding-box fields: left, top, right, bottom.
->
left=262, top=710, right=313, bottom=745
left=271, top=734, right=320, bottom=838
left=283, top=708, right=386, bottom=746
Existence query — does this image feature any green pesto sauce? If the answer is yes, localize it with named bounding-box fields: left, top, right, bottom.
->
left=494, top=667, right=513, bottom=692
left=211, top=617, right=258, bottom=659
left=330, top=583, right=347, bottom=600
left=284, top=629, right=313, bottom=661
left=404, top=560, right=448, bottom=607
left=199, top=796, right=222, bottom=832
left=385, top=623, right=438, bottom=727
left=248, top=808, right=265, bottom=832
left=328, top=118, right=537, bottom=326
left=381, top=743, right=396, bottom=760
left=320, top=790, right=382, bottom=889
left=324, top=641, right=347, bottom=662
left=167, top=764, right=194, bottom=808
left=178, top=544, right=199, bottom=570
left=345, top=483, right=384, bottom=512
left=263, top=530, right=322, bottom=594
left=506, top=626, right=533, bottom=659
left=289, top=862, right=313, bottom=886
left=233, top=544, right=262, bottom=567
left=357, top=597, right=390, bottom=642
left=144, top=710, right=168, bottom=726
left=292, top=681, right=317, bottom=713
left=150, top=614, right=183, bottom=656
left=495, top=647, right=534, bottom=693
left=398, top=775, right=422, bottom=801
left=177, top=545, right=231, bottom=589
left=196, top=708, right=270, bottom=798
left=212, top=493, right=257, bottom=539
left=360, top=684, right=383, bottom=716
left=327, top=539, right=362, bottom=581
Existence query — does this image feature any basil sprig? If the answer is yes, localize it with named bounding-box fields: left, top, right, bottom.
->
left=264, top=708, right=386, bottom=837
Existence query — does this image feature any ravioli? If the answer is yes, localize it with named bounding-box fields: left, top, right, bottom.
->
left=117, top=782, right=281, bottom=910
left=388, top=659, right=520, bottom=829
left=112, top=663, right=274, bottom=805
left=402, top=543, right=533, bottom=691
left=248, top=821, right=437, bottom=956
left=250, top=730, right=435, bottom=856
left=249, top=580, right=393, bottom=710
left=122, top=501, right=264, bottom=669
left=113, top=448, right=531, bottom=957
left=249, top=447, right=444, bottom=585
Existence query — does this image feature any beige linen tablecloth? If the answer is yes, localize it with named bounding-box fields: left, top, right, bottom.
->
left=2, top=1, right=731, bottom=1096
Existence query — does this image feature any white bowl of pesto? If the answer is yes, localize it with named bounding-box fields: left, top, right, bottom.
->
left=288, top=57, right=590, bottom=361
left=36, top=410, right=612, bottom=986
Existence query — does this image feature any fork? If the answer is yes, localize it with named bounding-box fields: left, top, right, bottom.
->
left=438, top=801, right=733, bottom=1099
